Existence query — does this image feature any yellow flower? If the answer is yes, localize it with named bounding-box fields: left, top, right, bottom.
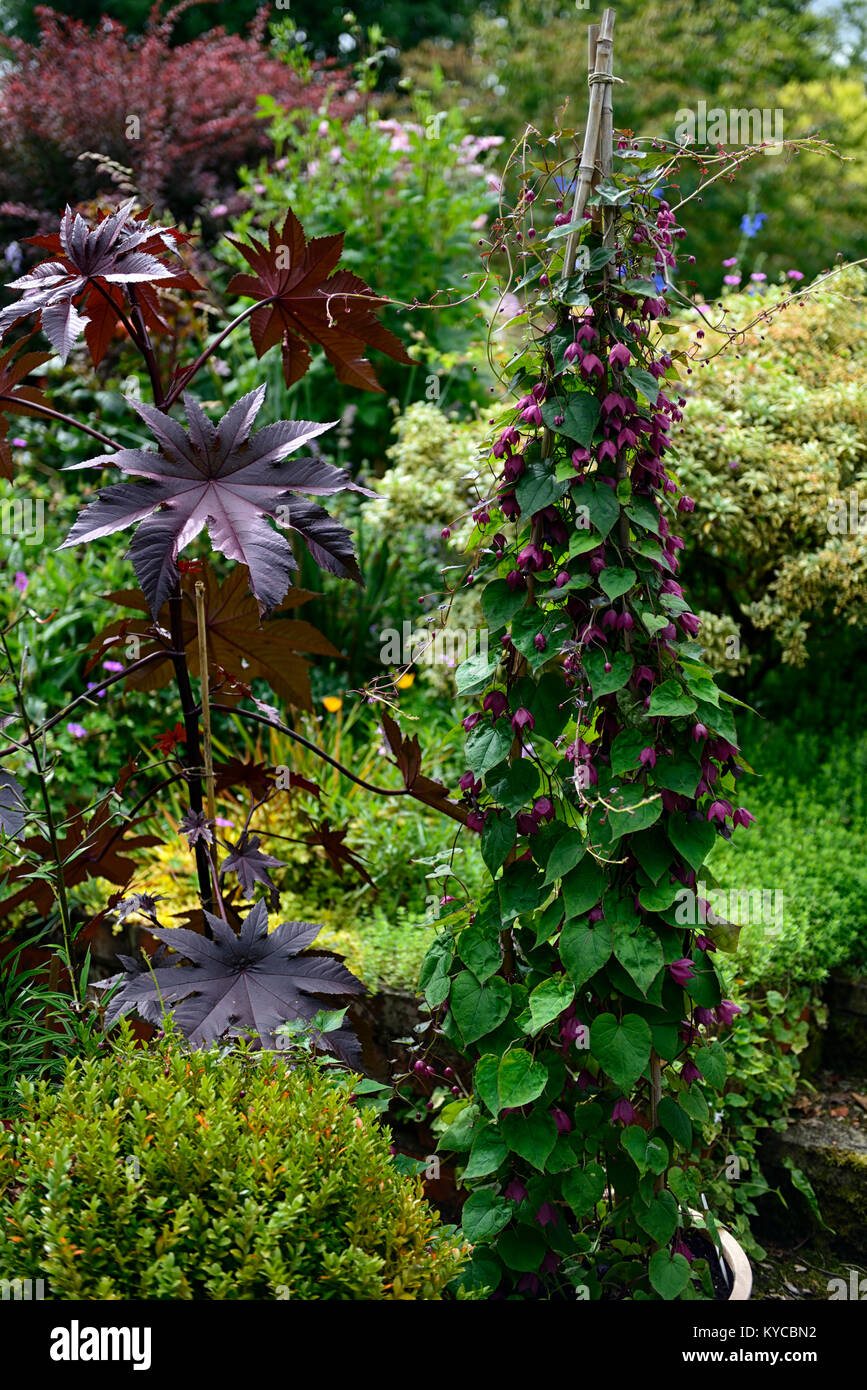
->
left=396, top=671, right=415, bottom=690
left=323, top=695, right=343, bottom=713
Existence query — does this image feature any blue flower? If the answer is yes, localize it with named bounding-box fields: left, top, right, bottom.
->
left=740, top=212, right=767, bottom=238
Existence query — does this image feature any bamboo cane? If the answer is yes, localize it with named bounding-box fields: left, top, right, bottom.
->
left=194, top=580, right=217, bottom=827
left=563, top=7, right=616, bottom=277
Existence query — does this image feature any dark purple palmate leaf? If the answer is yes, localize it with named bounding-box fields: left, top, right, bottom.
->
left=98, top=899, right=364, bottom=1063
left=219, top=831, right=285, bottom=908
left=0, top=200, right=185, bottom=362
left=59, top=384, right=372, bottom=615
left=0, top=771, right=27, bottom=838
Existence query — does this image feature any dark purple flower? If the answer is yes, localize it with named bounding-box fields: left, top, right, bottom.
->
left=612, top=1098, right=635, bottom=1125
left=511, top=707, right=535, bottom=734
left=733, top=807, right=755, bottom=828
left=669, top=957, right=695, bottom=987
left=551, top=1107, right=572, bottom=1134
left=681, top=1060, right=703, bottom=1085
left=536, top=1201, right=559, bottom=1227
left=609, top=343, right=631, bottom=369
left=505, top=1179, right=527, bottom=1203
left=716, top=999, right=742, bottom=1027
left=484, top=690, right=509, bottom=720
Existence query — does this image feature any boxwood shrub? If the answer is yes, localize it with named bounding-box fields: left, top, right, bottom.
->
left=0, top=1033, right=469, bottom=1300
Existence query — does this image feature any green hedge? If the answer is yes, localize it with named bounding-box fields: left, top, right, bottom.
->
left=0, top=1033, right=469, bottom=1299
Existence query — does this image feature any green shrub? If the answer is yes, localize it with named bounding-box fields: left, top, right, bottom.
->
left=673, top=266, right=867, bottom=676
left=0, top=1033, right=469, bottom=1299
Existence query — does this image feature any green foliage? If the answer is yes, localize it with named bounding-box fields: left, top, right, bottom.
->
left=422, top=121, right=749, bottom=1301
left=674, top=267, right=867, bottom=675
left=0, top=1028, right=470, bottom=1298
left=707, top=706, right=867, bottom=988
left=401, top=0, right=866, bottom=293
left=221, top=83, right=501, bottom=459
left=695, top=984, right=823, bottom=1261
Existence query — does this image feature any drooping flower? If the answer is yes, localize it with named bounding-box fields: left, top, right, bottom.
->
left=733, top=807, right=755, bottom=828
left=669, top=957, right=695, bottom=987
left=612, top=1098, right=635, bottom=1125
left=511, top=707, right=535, bottom=734
left=609, top=343, right=631, bottom=369
left=716, top=999, right=742, bottom=1027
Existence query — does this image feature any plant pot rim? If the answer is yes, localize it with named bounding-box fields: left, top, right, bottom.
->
left=719, top=1225, right=753, bottom=1301
left=688, top=1208, right=752, bottom=1300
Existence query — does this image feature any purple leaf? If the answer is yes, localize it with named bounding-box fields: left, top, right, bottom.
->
left=101, top=899, right=365, bottom=1056
left=58, top=387, right=366, bottom=614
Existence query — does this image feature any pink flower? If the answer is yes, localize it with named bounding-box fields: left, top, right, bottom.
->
left=581, top=353, right=604, bottom=379
left=13, top=571, right=28, bottom=592
left=511, top=707, right=535, bottom=734
left=612, top=1099, right=635, bottom=1125
left=733, top=807, right=755, bottom=828
left=639, top=746, right=657, bottom=769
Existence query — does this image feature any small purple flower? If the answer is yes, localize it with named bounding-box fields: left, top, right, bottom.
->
left=707, top=799, right=733, bottom=824
left=551, top=1107, right=572, bottom=1135
left=505, top=1179, right=527, bottom=1203
left=103, top=660, right=124, bottom=673
left=639, top=746, right=657, bottom=769
left=609, top=343, right=631, bottom=369
left=693, top=723, right=708, bottom=742
left=681, top=1059, right=703, bottom=1085
left=517, top=542, right=544, bottom=572
left=733, top=807, right=755, bottom=828
left=669, top=957, right=695, bottom=987
left=536, top=1201, right=559, bottom=1228
left=13, top=571, right=28, bottom=593
left=484, top=690, right=509, bottom=720
left=716, top=999, right=742, bottom=1027
left=787, top=269, right=804, bottom=281
left=612, top=1098, right=635, bottom=1125
left=66, top=722, right=87, bottom=739
left=511, top=707, right=535, bottom=734
left=462, top=712, right=481, bottom=732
